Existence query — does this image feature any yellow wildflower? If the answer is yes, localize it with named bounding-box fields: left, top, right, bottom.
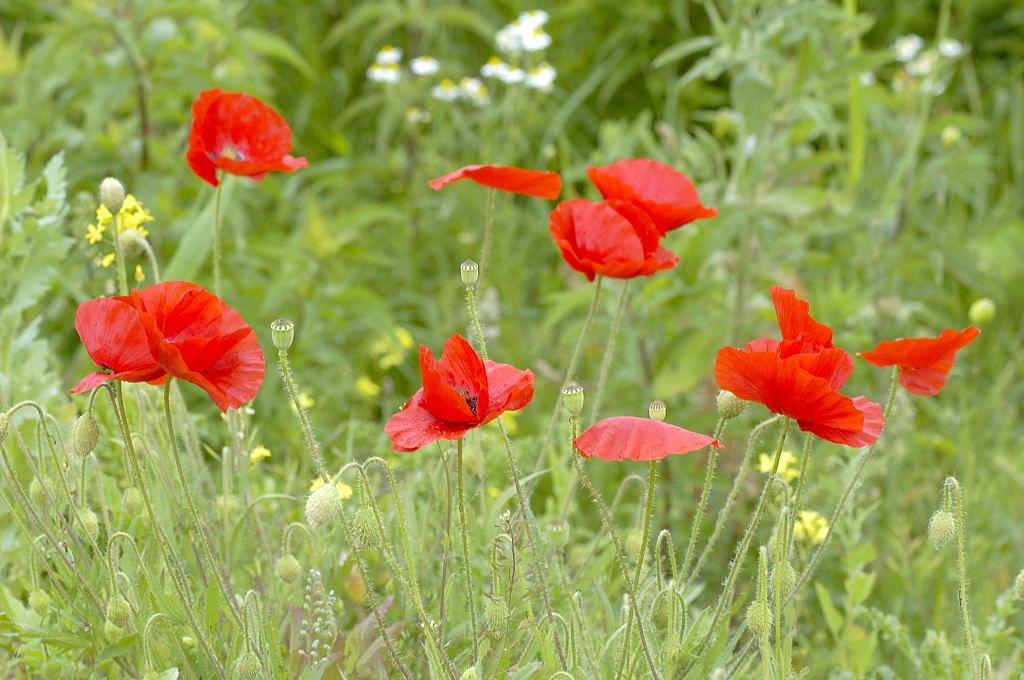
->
left=134, top=265, right=145, bottom=282
left=758, top=449, right=800, bottom=483
left=100, top=253, right=116, bottom=268
left=394, top=326, right=414, bottom=350
left=291, top=392, right=315, bottom=413
left=371, top=327, right=414, bottom=370
left=793, top=510, right=829, bottom=545
left=501, top=410, right=519, bottom=436
left=249, top=446, right=271, bottom=463
left=355, top=376, right=381, bottom=398
left=309, top=476, right=354, bottom=500
left=86, top=223, right=105, bottom=245
left=487, top=486, right=501, bottom=499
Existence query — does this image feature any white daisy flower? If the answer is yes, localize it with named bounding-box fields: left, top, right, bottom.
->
left=410, top=56, right=439, bottom=76
left=858, top=72, right=876, bottom=86
left=405, top=106, right=431, bottom=125
left=525, top=63, right=556, bottom=92
left=521, top=27, right=552, bottom=52
left=907, top=49, right=938, bottom=77
left=517, top=10, right=549, bottom=27
left=891, top=34, right=923, bottom=62
left=500, top=67, right=526, bottom=84
left=938, top=38, right=963, bottom=58
left=375, top=45, right=403, bottom=65
left=921, top=77, right=946, bottom=96
left=367, top=62, right=401, bottom=84
left=431, top=78, right=460, bottom=101
left=496, top=24, right=523, bottom=53
left=481, top=56, right=509, bottom=79
left=460, top=77, right=489, bottom=105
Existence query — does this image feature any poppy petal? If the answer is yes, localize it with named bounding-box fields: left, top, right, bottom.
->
left=72, top=296, right=161, bottom=390
left=770, top=287, right=834, bottom=352
left=481, top=361, right=534, bottom=423
left=789, top=347, right=855, bottom=391
left=574, top=416, right=721, bottom=462
left=428, top=164, right=562, bottom=199
left=420, top=337, right=484, bottom=424
left=859, top=327, right=979, bottom=396
left=385, top=391, right=474, bottom=452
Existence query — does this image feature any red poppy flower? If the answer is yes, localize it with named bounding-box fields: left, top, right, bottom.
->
left=187, top=89, right=308, bottom=187
left=715, top=348, right=883, bottom=447
left=859, top=327, right=980, bottom=396
left=586, top=158, right=717, bottom=235
left=574, top=417, right=721, bottom=462
left=428, top=164, right=562, bottom=199
left=549, top=198, right=679, bottom=281
left=71, top=281, right=265, bottom=411
left=386, top=334, right=534, bottom=452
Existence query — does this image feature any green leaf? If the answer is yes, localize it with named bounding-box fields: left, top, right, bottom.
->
left=653, top=35, right=719, bottom=68
left=815, top=582, right=844, bottom=639
left=239, top=28, right=316, bottom=81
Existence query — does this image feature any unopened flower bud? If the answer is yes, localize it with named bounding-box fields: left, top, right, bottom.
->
left=543, top=517, right=570, bottom=549
left=461, top=260, right=480, bottom=287
left=104, top=619, right=124, bottom=641
left=745, top=601, right=772, bottom=637
left=234, top=650, right=261, bottom=679
left=460, top=668, right=479, bottom=680
left=181, top=636, right=196, bottom=649
left=76, top=508, right=100, bottom=543
left=29, top=475, right=48, bottom=507
left=1014, top=570, right=1024, bottom=600
left=270, top=319, right=295, bottom=351
left=276, top=554, right=302, bottom=584
left=29, top=588, right=51, bottom=617
left=980, top=654, right=992, bottom=680
left=648, top=400, right=667, bottom=421
left=123, top=486, right=144, bottom=516
left=562, top=383, right=585, bottom=417
left=305, top=482, right=342, bottom=530
left=71, top=413, right=100, bottom=458
left=625, top=529, right=644, bottom=562
left=771, top=560, right=797, bottom=600
left=483, top=595, right=509, bottom=633
left=100, top=177, right=126, bottom=215
left=928, top=510, right=956, bottom=549
left=940, top=125, right=962, bottom=147
left=352, top=505, right=379, bottom=548
left=106, top=593, right=132, bottom=628
left=117, top=228, right=146, bottom=257
left=651, top=592, right=671, bottom=629
left=969, top=298, right=995, bottom=326
left=717, top=390, right=746, bottom=419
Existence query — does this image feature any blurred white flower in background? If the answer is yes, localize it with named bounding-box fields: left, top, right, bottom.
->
left=858, top=72, right=876, bottom=86
left=517, top=9, right=549, bottom=27
left=410, top=56, right=439, bottom=76
left=405, top=106, right=431, bottom=125
left=521, top=27, right=552, bottom=52
left=481, top=56, right=509, bottom=79
left=907, top=49, right=938, bottom=76
left=495, top=10, right=551, bottom=54
left=938, top=38, right=963, bottom=58
left=367, top=62, right=400, bottom=84
left=375, top=45, right=403, bottom=64
left=891, top=34, right=923, bottom=62
left=525, top=63, right=556, bottom=92
left=501, top=67, right=526, bottom=84
left=460, top=77, right=489, bottom=105
left=431, top=78, right=460, bottom=101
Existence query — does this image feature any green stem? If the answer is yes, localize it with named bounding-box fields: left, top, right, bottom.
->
left=786, top=433, right=815, bottom=554
left=162, top=382, right=243, bottom=629
left=615, top=459, right=658, bottom=680
left=114, top=215, right=129, bottom=295
left=587, top=279, right=630, bottom=425
left=685, top=418, right=790, bottom=670
left=212, top=177, right=224, bottom=296
left=478, top=187, right=496, bottom=288
left=277, top=348, right=329, bottom=483
left=456, top=438, right=480, bottom=663
left=946, top=477, right=978, bottom=679
left=680, top=417, right=728, bottom=577
left=138, top=236, right=161, bottom=283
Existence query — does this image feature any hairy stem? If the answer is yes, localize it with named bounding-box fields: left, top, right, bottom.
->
left=946, top=477, right=978, bottom=679
left=615, top=458, right=657, bottom=680
left=587, top=279, right=630, bottom=425
left=680, top=416, right=728, bottom=577
left=456, top=438, right=480, bottom=663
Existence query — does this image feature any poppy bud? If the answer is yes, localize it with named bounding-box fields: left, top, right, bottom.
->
left=483, top=594, right=509, bottom=633
left=276, top=554, right=302, bottom=584
left=648, top=400, right=667, bottom=421
left=771, top=560, right=797, bottom=600
left=928, top=510, right=956, bottom=550
left=1014, top=570, right=1024, bottom=600
left=940, top=125, right=962, bottom=147
left=106, top=593, right=132, bottom=628
left=270, top=318, right=295, bottom=351
left=745, top=601, right=772, bottom=638
left=29, top=475, right=48, bottom=507
left=625, top=528, right=644, bottom=562
left=980, top=654, right=992, bottom=680
left=461, top=260, right=480, bottom=287
left=76, top=508, right=100, bottom=543
left=352, top=505, right=380, bottom=549
left=461, top=668, right=479, bottom=680
left=29, top=588, right=51, bottom=617
left=71, top=413, right=100, bottom=458
left=968, top=298, right=996, bottom=326
left=117, top=228, right=147, bottom=257
left=543, top=517, right=570, bottom=549
left=562, top=383, right=585, bottom=418
left=123, top=486, right=144, bottom=516
left=651, top=592, right=671, bottom=630
left=0, top=410, right=9, bottom=443
left=234, top=651, right=261, bottom=679
left=181, top=636, right=196, bottom=649
left=100, top=177, right=126, bottom=215
left=305, top=483, right=342, bottom=530
left=716, top=390, right=746, bottom=420
left=104, top=619, right=124, bottom=641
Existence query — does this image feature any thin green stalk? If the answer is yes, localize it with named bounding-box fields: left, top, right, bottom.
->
left=139, top=236, right=161, bottom=283
left=568, top=414, right=661, bottom=680
left=786, top=434, right=815, bottom=554
left=615, top=459, right=658, bottom=680
left=478, top=187, right=496, bottom=287
left=587, top=279, right=630, bottom=425
left=162, top=382, right=243, bottom=629
left=456, top=438, right=480, bottom=663
left=684, top=418, right=790, bottom=671
left=113, top=214, right=129, bottom=295
left=756, top=547, right=773, bottom=680
left=680, top=416, right=728, bottom=576
left=946, top=477, right=978, bottom=679
left=686, top=415, right=782, bottom=588
left=277, top=348, right=329, bottom=483
left=212, top=177, right=224, bottom=295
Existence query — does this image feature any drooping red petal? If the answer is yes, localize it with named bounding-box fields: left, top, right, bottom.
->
left=385, top=391, right=474, bottom=452
left=586, top=158, right=717, bottom=234
left=70, top=296, right=165, bottom=393
left=859, top=327, right=979, bottom=396
left=428, top=164, right=562, bottom=199
left=770, top=286, right=834, bottom=354
left=481, top=361, right=534, bottom=424
left=574, top=416, right=721, bottom=462
left=420, top=335, right=489, bottom=424
left=789, top=347, right=855, bottom=391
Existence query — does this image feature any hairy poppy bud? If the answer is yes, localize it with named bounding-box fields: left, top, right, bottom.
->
left=104, top=619, right=124, bottom=641
left=352, top=505, right=379, bottom=549
left=648, top=400, right=667, bottom=421
left=29, top=588, right=51, bottom=617
left=745, top=601, right=772, bottom=638
left=1014, top=570, right=1024, bottom=600
left=651, top=592, right=671, bottom=630
left=771, top=560, right=797, bottom=600
left=76, top=508, right=100, bottom=543
left=461, top=260, right=480, bottom=287
left=625, top=529, right=644, bottom=562
left=0, top=411, right=9, bottom=443
left=543, top=517, right=570, bottom=549
left=29, top=475, right=48, bottom=507
left=270, top=319, right=295, bottom=351
left=483, top=594, right=509, bottom=633
left=106, top=593, right=132, bottom=628
left=969, top=298, right=996, bottom=326
left=117, top=228, right=147, bottom=257
left=234, top=651, right=261, bottom=679
left=562, top=383, right=585, bottom=418
left=305, top=482, right=342, bottom=530
left=123, top=487, right=144, bottom=516
left=276, top=554, right=302, bottom=584
left=928, top=510, right=956, bottom=549
left=71, top=413, right=100, bottom=458
left=100, top=177, right=126, bottom=215
left=716, top=390, right=746, bottom=420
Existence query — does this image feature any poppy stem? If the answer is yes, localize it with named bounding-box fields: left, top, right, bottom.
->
left=568, top=415, right=661, bottom=680
left=276, top=347, right=330, bottom=484
left=587, top=279, right=631, bottom=426
left=686, top=414, right=782, bottom=588
left=212, top=176, right=224, bottom=296
left=478, top=187, right=496, bottom=287
left=944, top=476, right=979, bottom=679
left=113, top=213, right=129, bottom=295
left=786, top=433, right=815, bottom=554
left=684, top=417, right=790, bottom=671
left=455, top=438, right=480, bottom=663
left=680, top=416, right=728, bottom=578
left=614, top=458, right=658, bottom=680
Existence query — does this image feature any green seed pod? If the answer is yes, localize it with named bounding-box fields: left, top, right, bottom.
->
left=29, top=588, right=51, bottom=617
left=648, top=400, right=667, bottom=422
left=745, top=601, right=772, bottom=638
left=117, top=228, right=146, bottom=257
left=352, top=505, right=379, bottom=549
left=771, top=560, right=797, bottom=600
left=104, top=619, right=124, bottom=642
left=1013, top=570, right=1024, bottom=600
left=968, top=298, right=996, bottom=326
left=461, top=260, right=480, bottom=287
left=181, top=636, right=196, bottom=649
left=543, top=517, right=570, bottom=550
left=276, top=554, right=302, bottom=584
left=76, top=508, right=100, bottom=543
left=29, top=475, right=48, bottom=507
left=270, top=319, right=295, bottom=351
left=106, top=593, right=132, bottom=628
left=651, top=591, right=671, bottom=630
left=305, top=483, right=341, bottom=530
left=123, top=486, right=144, bottom=516
left=99, top=177, right=126, bottom=215
left=483, top=595, right=510, bottom=634
left=716, top=390, right=746, bottom=420
left=562, top=383, right=585, bottom=418
left=234, top=650, right=261, bottom=679
left=928, top=510, right=956, bottom=550
left=71, top=413, right=100, bottom=458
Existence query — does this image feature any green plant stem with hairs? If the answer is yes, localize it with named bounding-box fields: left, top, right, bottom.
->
left=478, top=187, right=496, bottom=287
left=615, top=458, right=657, bottom=680
left=787, top=433, right=815, bottom=552
left=568, top=411, right=661, bottom=680
left=945, top=476, right=978, bottom=679
left=455, top=437, right=480, bottom=663
left=276, top=346, right=330, bottom=483
left=212, top=176, right=224, bottom=295
left=680, top=416, right=727, bottom=577
left=587, top=279, right=630, bottom=425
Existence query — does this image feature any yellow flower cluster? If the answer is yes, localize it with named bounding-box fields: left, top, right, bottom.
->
left=793, top=510, right=829, bottom=545
left=249, top=445, right=272, bottom=463
left=309, top=476, right=354, bottom=500
left=85, top=193, right=155, bottom=271
left=370, top=326, right=414, bottom=370
left=757, top=449, right=800, bottom=483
